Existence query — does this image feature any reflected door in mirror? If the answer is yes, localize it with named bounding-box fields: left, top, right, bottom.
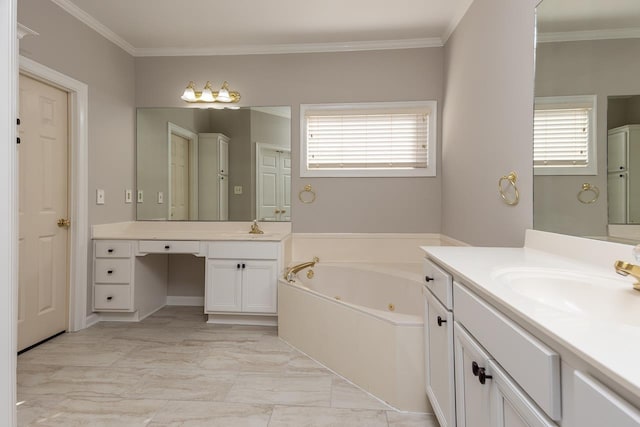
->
left=257, top=144, right=291, bottom=221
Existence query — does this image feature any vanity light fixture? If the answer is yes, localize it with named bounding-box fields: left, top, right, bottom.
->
left=180, top=81, right=241, bottom=105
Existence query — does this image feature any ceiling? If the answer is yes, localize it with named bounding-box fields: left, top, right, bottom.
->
left=50, top=0, right=474, bottom=56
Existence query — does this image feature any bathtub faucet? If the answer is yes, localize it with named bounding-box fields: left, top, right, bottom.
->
left=285, top=257, right=319, bottom=282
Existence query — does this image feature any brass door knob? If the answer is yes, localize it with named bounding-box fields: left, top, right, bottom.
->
left=57, top=218, right=71, bottom=228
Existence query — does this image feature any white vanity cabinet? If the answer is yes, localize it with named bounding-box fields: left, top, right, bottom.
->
left=93, top=240, right=134, bottom=311
left=205, top=241, right=281, bottom=324
left=572, top=372, right=640, bottom=427
left=423, top=259, right=456, bottom=427
left=608, top=125, right=640, bottom=223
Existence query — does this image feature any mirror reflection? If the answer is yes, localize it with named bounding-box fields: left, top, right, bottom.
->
left=534, top=0, right=640, bottom=240
left=136, top=106, right=291, bottom=222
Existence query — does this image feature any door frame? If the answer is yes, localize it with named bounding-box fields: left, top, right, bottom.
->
left=167, top=122, right=198, bottom=220
left=255, top=142, right=291, bottom=221
left=19, top=56, right=89, bottom=334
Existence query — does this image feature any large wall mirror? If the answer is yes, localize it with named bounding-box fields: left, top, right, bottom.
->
left=137, top=106, right=291, bottom=222
left=534, top=0, right=640, bottom=241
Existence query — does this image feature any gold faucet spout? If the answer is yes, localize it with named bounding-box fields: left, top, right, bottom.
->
left=614, top=260, right=640, bottom=291
left=249, top=219, right=264, bottom=234
left=285, top=257, right=319, bottom=281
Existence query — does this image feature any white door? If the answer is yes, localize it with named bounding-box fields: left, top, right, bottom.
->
left=18, top=74, right=69, bottom=352
left=257, top=145, right=291, bottom=221
left=608, top=129, right=628, bottom=172
left=241, top=260, right=277, bottom=313
left=206, top=260, right=242, bottom=312
left=170, top=133, right=189, bottom=220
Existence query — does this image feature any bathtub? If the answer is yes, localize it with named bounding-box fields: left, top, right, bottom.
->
left=278, top=262, right=429, bottom=412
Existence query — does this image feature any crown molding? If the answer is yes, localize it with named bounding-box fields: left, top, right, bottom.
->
left=17, top=23, right=39, bottom=40
left=441, top=0, right=474, bottom=44
left=538, top=27, right=640, bottom=43
left=134, top=38, right=443, bottom=57
left=50, top=0, right=136, bottom=56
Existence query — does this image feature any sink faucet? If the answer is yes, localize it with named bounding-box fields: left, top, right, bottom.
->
left=249, top=219, right=264, bottom=235
left=614, top=261, right=640, bottom=291
left=285, top=257, right=319, bottom=282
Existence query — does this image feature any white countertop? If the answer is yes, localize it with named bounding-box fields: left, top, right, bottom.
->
left=91, top=221, right=291, bottom=242
left=422, top=231, right=640, bottom=400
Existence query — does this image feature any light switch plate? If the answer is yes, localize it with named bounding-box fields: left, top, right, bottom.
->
left=137, top=190, right=144, bottom=203
left=125, top=189, right=132, bottom=203
left=234, top=185, right=243, bottom=195
left=157, top=191, right=164, bottom=204
left=96, top=189, right=105, bottom=205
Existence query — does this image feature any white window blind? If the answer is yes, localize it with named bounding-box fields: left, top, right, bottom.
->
left=533, top=95, right=596, bottom=176
left=306, top=112, right=429, bottom=170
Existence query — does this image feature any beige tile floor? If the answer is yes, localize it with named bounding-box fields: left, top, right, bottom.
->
left=17, top=306, right=439, bottom=427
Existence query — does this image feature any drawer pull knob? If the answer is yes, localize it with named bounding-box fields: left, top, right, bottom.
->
left=425, top=276, right=434, bottom=282
left=107, top=296, right=113, bottom=301
left=164, top=245, right=170, bottom=250
left=437, top=316, right=447, bottom=327
left=237, top=263, right=241, bottom=269
left=478, top=368, right=492, bottom=385
left=107, top=270, right=114, bottom=274
left=242, top=263, right=246, bottom=269
left=107, top=248, right=114, bottom=253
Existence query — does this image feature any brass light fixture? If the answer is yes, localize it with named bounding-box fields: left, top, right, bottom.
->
left=180, top=81, right=241, bottom=106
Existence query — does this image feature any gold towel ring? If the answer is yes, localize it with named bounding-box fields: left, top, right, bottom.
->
left=577, top=183, right=599, bottom=204
left=298, top=184, right=316, bottom=204
left=498, top=171, right=520, bottom=206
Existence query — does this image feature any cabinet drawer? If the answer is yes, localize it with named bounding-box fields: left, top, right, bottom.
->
left=94, top=284, right=132, bottom=310
left=574, top=371, right=640, bottom=427
left=454, top=282, right=561, bottom=421
left=207, top=241, right=278, bottom=259
left=95, top=241, right=132, bottom=258
left=138, top=240, right=200, bottom=254
left=95, top=259, right=131, bottom=283
left=423, top=258, right=453, bottom=309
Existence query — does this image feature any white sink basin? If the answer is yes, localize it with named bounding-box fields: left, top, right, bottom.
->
left=491, top=267, right=640, bottom=326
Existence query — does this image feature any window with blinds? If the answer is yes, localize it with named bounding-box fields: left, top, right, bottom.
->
left=534, top=95, right=597, bottom=176
left=300, top=101, right=437, bottom=177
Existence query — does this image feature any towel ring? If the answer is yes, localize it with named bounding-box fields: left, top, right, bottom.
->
left=299, top=184, right=316, bottom=204
left=498, top=171, right=520, bottom=206
left=577, top=183, right=599, bottom=204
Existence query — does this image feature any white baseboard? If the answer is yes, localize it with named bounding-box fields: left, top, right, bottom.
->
left=440, top=234, right=470, bottom=247
left=167, top=296, right=204, bottom=306
left=207, top=313, right=277, bottom=326
left=84, top=313, right=100, bottom=328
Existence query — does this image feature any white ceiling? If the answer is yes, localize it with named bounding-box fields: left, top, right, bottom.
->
left=50, top=0, right=475, bottom=56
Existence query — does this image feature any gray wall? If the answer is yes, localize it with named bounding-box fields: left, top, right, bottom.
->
left=135, top=49, right=444, bottom=233
left=441, top=0, right=536, bottom=247
left=534, top=39, right=640, bottom=237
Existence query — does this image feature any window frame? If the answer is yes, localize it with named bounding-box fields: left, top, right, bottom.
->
left=533, top=95, right=597, bottom=176
left=300, top=101, right=437, bottom=178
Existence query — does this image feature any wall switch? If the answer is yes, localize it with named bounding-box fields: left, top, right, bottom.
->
left=96, top=189, right=105, bottom=205
left=234, top=185, right=243, bottom=195
left=137, top=190, right=144, bottom=203
left=157, top=191, right=164, bottom=204
left=125, top=189, right=132, bottom=203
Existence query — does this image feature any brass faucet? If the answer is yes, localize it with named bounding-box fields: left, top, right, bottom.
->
left=285, top=257, right=319, bottom=282
left=249, top=219, right=264, bottom=234
left=614, top=261, right=640, bottom=291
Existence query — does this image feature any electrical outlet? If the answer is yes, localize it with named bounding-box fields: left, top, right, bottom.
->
left=137, top=190, right=144, bottom=203
left=125, top=189, right=132, bottom=203
left=96, top=189, right=105, bottom=205
left=158, top=192, right=164, bottom=204
left=234, top=185, right=243, bottom=195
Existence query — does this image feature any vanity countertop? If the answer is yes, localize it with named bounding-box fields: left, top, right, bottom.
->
left=91, top=221, right=291, bottom=242
left=422, top=230, right=640, bottom=400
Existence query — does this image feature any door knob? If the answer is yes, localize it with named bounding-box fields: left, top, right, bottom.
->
left=57, top=218, right=71, bottom=228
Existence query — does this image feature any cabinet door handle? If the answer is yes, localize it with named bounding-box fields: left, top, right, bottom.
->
left=237, top=263, right=241, bottom=269
left=425, top=276, right=434, bottom=282
left=107, top=269, right=114, bottom=275
left=620, top=166, right=625, bottom=170
left=164, top=245, right=171, bottom=250
left=478, top=367, right=492, bottom=384
left=472, top=361, right=479, bottom=376
left=242, top=263, right=246, bottom=269
left=437, top=316, right=447, bottom=327
left=107, top=248, right=114, bottom=253
left=107, top=296, right=113, bottom=301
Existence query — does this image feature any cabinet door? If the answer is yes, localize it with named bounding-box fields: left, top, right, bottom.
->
left=218, top=137, right=229, bottom=175
left=488, top=360, right=557, bottom=427
left=424, top=289, right=456, bottom=427
left=454, top=322, right=492, bottom=427
left=608, top=129, right=628, bottom=172
left=608, top=172, right=628, bottom=224
left=573, top=371, right=640, bottom=427
left=218, top=174, right=228, bottom=221
left=206, top=260, right=242, bottom=312
left=242, top=260, right=278, bottom=313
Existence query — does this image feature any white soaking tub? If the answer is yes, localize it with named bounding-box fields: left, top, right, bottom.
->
left=278, top=262, right=429, bottom=412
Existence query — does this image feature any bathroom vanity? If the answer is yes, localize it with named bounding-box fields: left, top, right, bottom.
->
left=422, top=230, right=640, bottom=427
left=91, top=221, right=291, bottom=325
